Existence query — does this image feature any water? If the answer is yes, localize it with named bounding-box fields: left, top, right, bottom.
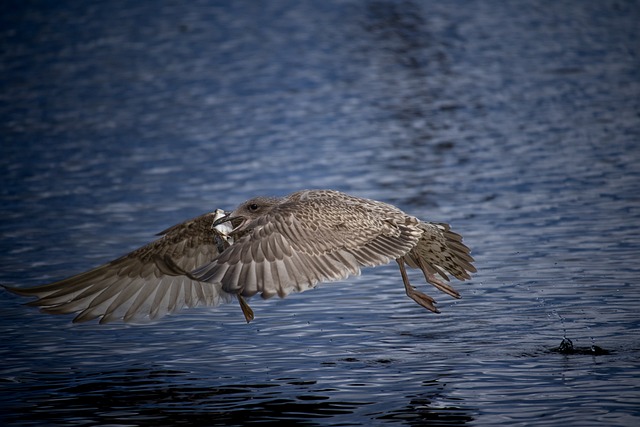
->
left=1, top=0, right=639, bottom=425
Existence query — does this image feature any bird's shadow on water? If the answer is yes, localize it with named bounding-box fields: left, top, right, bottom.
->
left=1, top=362, right=477, bottom=426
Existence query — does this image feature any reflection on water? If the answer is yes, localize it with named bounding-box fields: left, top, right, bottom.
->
left=2, top=365, right=475, bottom=426
left=1, top=0, right=639, bottom=426
left=5, top=367, right=364, bottom=426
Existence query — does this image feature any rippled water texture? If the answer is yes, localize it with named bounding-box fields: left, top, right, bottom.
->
left=1, top=1, right=639, bottom=426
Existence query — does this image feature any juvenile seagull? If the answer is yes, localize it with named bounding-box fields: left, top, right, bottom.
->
left=5, top=190, right=475, bottom=324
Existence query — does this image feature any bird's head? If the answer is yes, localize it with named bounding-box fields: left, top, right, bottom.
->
left=213, top=196, right=281, bottom=235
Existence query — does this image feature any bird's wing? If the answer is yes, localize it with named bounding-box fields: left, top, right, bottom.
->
left=192, top=204, right=423, bottom=299
left=4, top=212, right=234, bottom=323
left=402, top=222, right=476, bottom=297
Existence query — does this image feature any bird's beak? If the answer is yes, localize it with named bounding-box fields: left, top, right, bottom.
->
left=212, top=214, right=234, bottom=227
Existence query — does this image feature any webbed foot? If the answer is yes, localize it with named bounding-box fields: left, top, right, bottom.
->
left=396, top=258, right=440, bottom=313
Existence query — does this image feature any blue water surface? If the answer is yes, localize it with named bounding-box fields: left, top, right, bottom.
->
left=1, top=1, right=639, bottom=426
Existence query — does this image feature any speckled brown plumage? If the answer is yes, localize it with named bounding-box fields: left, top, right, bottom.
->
left=5, top=190, right=476, bottom=324
left=193, top=190, right=476, bottom=318
left=4, top=210, right=233, bottom=324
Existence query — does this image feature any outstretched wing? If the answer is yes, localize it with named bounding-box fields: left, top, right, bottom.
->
left=192, top=202, right=423, bottom=300
left=4, top=211, right=234, bottom=324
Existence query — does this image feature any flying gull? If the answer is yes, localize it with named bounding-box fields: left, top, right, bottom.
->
left=4, top=190, right=476, bottom=324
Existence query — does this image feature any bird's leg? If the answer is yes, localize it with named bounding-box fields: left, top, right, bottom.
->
left=396, top=258, right=440, bottom=313
left=237, top=294, right=255, bottom=323
left=415, top=257, right=461, bottom=299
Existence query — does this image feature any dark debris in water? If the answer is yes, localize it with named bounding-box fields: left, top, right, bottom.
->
left=550, top=338, right=611, bottom=356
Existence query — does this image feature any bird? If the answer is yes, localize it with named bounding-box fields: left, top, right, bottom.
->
left=4, top=190, right=476, bottom=324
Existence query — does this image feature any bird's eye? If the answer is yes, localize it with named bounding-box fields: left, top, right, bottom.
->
left=248, top=203, right=259, bottom=211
